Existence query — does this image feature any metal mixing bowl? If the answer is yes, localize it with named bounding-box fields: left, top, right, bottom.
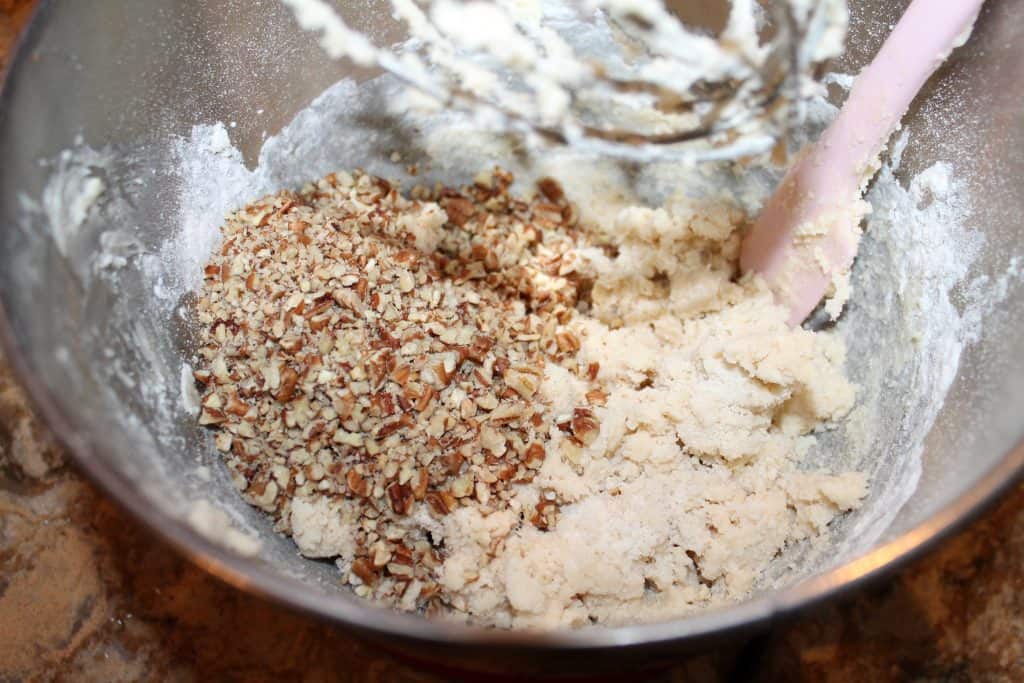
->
left=0, top=0, right=1021, bottom=675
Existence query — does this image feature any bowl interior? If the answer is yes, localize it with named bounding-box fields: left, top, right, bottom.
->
left=0, top=0, right=1022, bottom=657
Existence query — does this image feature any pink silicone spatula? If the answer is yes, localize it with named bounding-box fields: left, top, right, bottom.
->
left=739, top=0, right=985, bottom=327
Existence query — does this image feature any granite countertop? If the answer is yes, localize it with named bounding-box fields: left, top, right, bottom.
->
left=2, top=4, right=1024, bottom=680
left=10, top=356, right=1024, bottom=683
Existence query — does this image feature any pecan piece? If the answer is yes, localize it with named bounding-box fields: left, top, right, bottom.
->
left=537, top=177, right=565, bottom=203
left=274, top=366, right=300, bottom=403
left=346, top=469, right=370, bottom=498
left=570, top=407, right=600, bottom=446
left=351, top=558, right=378, bottom=585
left=387, top=483, right=414, bottom=515
left=443, top=197, right=476, bottom=226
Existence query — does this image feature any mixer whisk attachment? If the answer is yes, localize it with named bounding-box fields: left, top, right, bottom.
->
left=283, top=0, right=847, bottom=161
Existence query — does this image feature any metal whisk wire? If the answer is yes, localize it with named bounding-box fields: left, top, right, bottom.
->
left=283, top=0, right=846, bottom=161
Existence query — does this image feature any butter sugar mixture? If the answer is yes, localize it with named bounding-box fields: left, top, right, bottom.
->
left=192, top=163, right=866, bottom=628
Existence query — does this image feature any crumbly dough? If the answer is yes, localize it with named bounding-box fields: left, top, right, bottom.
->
left=197, top=169, right=867, bottom=629
left=432, top=194, right=866, bottom=628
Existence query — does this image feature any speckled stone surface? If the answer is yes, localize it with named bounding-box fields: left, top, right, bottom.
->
left=2, top=4, right=1024, bottom=680
left=8, top=353, right=1024, bottom=683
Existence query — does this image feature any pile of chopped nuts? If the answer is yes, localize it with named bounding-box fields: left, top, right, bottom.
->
left=192, top=168, right=598, bottom=610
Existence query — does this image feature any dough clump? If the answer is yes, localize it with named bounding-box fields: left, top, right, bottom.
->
left=193, top=169, right=866, bottom=629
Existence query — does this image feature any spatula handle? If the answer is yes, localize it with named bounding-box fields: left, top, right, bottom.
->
left=740, top=0, right=985, bottom=326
